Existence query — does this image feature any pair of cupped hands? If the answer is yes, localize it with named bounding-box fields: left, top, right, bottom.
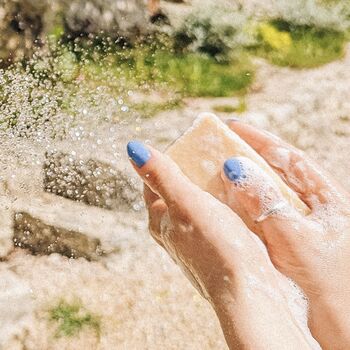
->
left=127, top=119, right=350, bottom=350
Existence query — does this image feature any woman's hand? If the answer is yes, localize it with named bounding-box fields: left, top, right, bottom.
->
left=224, top=120, right=350, bottom=350
left=127, top=141, right=319, bottom=350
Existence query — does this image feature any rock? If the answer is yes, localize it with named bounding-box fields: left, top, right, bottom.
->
left=13, top=212, right=102, bottom=260
left=0, top=269, right=33, bottom=347
left=0, top=195, right=15, bottom=257
left=43, top=150, right=142, bottom=211
left=0, top=0, right=49, bottom=65
left=63, top=0, right=149, bottom=42
left=9, top=192, right=138, bottom=260
left=268, top=104, right=297, bottom=124
left=244, top=111, right=270, bottom=129
left=0, top=140, right=143, bottom=260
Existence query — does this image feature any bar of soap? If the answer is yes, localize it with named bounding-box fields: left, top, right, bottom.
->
left=166, top=113, right=309, bottom=215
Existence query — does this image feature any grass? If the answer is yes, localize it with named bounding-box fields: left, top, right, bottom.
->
left=149, top=52, right=253, bottom=97
left=49, top=301, right=101, bottom=338
left=132, top=98, right=183, bottom=118
left=77, top=46, right=254, bottom=97
left=58, top=19, right=345, bottom=100
left=253, top=20, right=346, bottom=68
left=213, top=105, right=237, bottom=113
left=213, top=98, right=247, bottom=114
left=4, top=17, right=347, bottom=139
left=29, top=17, right=347, bottom=104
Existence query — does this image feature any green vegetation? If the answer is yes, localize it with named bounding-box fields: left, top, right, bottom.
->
left=50, top=301, right=101, bottom=338
left=213, top=105, right=237, bottom=113
left=254, top=20, right=346, bottom=68
left=172, top=0, right=350, bottom=72
left=153, top=53, right=253, bottom=97
left=213, top=98, right=247, bottom=114
left=132, top=98, right=183, bottom=118
left=2, top=0, right=350, bottom=115
left=79, top=47, right=254, bottom=98
left=173, top=1, right=252, bottom=62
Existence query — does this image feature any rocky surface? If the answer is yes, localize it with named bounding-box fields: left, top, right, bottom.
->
left=1, top=39, right=350, bottom=350
left=43, top=150, right=142, bottom=211
left=13, top=211, right=102, bottom=259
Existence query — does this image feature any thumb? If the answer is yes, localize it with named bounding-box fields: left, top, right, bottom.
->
left=220, top=156, right=307, bottom=242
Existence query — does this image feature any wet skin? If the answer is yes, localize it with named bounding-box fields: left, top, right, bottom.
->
left=225, top=121, right=350, bottom=350
left=127, top=122, right=350, bottom=349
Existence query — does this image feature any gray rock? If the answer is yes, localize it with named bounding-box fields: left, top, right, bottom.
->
left=13, top=211, right=102, bottom=260
left=64, top=0, right=149, bottom=41
left=43, top=150, right=142, bottom=211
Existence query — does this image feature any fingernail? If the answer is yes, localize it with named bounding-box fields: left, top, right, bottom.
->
left=223, top=158, right=245, bottom=182
left=127, top=141, right=151, bottom=168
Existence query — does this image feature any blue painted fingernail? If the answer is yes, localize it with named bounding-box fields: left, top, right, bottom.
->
left=127, top=141, right=151, bottom=168
left=224, top=158, right=245, bottom=182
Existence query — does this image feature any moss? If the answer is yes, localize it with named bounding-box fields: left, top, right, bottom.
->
left=213, top=105, right=237, bottom=113
left=153, top=52, right=254, bottom=97
left=81, top=47, right=254, bottom=97
left=132, top=98, right=182, bottom=118
left=258, top=23, right=292, bottom=52
left=50, top=301, right=101, bottom=338
left=253, top=20, right=346, bottom=68
left=213, top=98, right=247, bottom=114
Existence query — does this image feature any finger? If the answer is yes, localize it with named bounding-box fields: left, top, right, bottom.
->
left=127, top=140, right=198, bottom=206
left=128, top=142, right=293, bottom=301
left=226, top=120, right=342, bottom=208
left=127, top=143, right=262, bottom=252
left=143, top=184, right=160, bottom=209
left=143, top=185, right=167, bottom=247
left=221, top=156, right=317, bottom=245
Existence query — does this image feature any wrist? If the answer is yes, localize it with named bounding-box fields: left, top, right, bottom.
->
left=308, top=292, right=350, bottom=349
left=211, top=286, right=315, bottom=350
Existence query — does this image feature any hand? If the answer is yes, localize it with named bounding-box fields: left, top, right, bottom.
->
left=127, top=141, right=319, bottom=350
left=224, top=120, right=350, bottom=349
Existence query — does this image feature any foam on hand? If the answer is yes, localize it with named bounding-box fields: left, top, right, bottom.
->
left=166, top=113, right=310, bottom=215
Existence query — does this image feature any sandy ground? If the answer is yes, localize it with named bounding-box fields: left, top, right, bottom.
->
left=1, top=42, right=350, bottom=350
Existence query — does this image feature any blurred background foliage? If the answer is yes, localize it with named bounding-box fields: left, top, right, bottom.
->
left=1, top=0, right=350, bottom=100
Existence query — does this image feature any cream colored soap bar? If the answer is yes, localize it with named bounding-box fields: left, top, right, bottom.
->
left=166, top=113, right=309, bottom=215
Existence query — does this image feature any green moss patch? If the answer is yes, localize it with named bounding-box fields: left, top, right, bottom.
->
left=253, top=20, right=346, bottom=68
left=213, top=98, right=247, bottom=114
left=49, top=301, right=101, bottom=338
left=81, top=49, right=254, bottom=98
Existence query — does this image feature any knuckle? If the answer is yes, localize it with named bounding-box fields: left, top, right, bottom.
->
left=148, top=169, right=165, bottom=193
